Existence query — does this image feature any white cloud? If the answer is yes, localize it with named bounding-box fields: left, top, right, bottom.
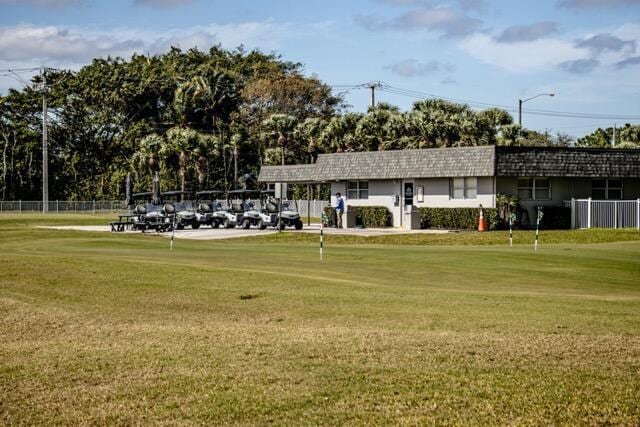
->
left=0, top=20, right=295, bottom=93
left=0, top=25, right=144, bottom=62
left=384, top=59, right=454, bottom=77
left=459, top=34, right=589, bottom=72
left=356, top=5, right=482, bottom=38
left=0, top=21, right=289, bottom=65
left=459, top=22, right=640, bottom=73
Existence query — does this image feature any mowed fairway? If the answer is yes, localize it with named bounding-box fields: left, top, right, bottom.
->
left=1, top=215, right=639, bottom=425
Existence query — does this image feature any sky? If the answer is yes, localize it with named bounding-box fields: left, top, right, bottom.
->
left=0, top=0, right=639, bottom=137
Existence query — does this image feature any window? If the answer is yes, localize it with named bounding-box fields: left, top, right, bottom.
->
left=450, top=177, right=477, bottom=199
left=347, top=181, right=369, bottom=199
left=517, top=177, right=551, bottom=200
left=592, top=178, right=623, bottom=200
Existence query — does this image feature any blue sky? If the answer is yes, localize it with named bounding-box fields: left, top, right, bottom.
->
left=0, top=0, right=639, bottom=136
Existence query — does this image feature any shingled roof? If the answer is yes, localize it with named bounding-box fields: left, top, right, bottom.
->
left=496, top=147, right=640, bottom=178
left=258, top=164, right=318, bottom=183
left=258, top=146, right=495, bottom=182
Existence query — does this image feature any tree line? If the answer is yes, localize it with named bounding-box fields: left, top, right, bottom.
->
left=1, top=45, right=638, bottom=201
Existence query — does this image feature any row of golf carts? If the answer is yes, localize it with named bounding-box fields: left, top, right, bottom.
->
left=118, top=189, right=303, bottom=232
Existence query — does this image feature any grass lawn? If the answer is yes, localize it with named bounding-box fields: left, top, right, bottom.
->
left=1, top=214, right=639, bottom=424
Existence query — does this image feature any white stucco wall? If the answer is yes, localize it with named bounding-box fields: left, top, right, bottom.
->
left=414, top=177, right=495, bottom=209
left=331, top=181, right=402, bottom=227
left=331, top=177, right=495, bottom=228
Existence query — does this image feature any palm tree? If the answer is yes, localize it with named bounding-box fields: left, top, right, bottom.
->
left=355, top=103, right=399, bottom=151
left=261, top=114, right=297, bottom=165
left=229, top=132, right=242, bottom=186
left=319, top=113, right=362, bottom=153
left=161, top=127, right=201, bottom=193
left=133, top=134, right=163, bottom=173
left=294, top=117, right=326, bottom=163
left=174, top=68, right=236, bottom=128
left=131, top=134, right=164, bottom=193
left=193, top=134, right=220, bottom=190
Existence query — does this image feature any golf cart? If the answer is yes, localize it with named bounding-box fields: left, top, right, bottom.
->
left=227, top=189, right=267, bottom=229
left=130, top=192, right=172, bottom=232
left=195, top=190, right=228, bottom=228
left=160, top=191, right=201, bottom=230
left=277, top=197, right=303, bottom=230
left=258, top=190, right=279, bottom=230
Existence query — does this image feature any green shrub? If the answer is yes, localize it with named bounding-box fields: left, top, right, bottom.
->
left=354, top=206, right=392, bottom=228
left=420, top=207, right=499, bottom=230
left=323, top=206, right=336, bottom=227
left=539, top=206, right=571, bottom=229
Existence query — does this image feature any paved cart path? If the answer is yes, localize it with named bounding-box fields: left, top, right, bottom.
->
left=35, top=224, right=450, bottom=239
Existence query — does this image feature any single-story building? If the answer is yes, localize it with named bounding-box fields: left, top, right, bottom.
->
left=258, top=146, right=640, bottom=229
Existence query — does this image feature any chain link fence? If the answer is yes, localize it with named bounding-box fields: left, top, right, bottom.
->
left=0, top=201, right=127, bottom=214
left=0, top=200, right=329, bottom=216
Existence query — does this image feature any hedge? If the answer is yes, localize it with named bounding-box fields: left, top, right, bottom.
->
left=420, top=207, right=499, bottom=230
left=539, top=206, right=571, bottom=229
left=355, top=206, right=392, bottom=228
left=323, top=206, right=336, bottom=227
left=323, top=206, right=392, bottom=228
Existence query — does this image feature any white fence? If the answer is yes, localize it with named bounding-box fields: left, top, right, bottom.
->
left=0, top=199, right=330, bottom=217
left=565, top=198, right=640, bottom=229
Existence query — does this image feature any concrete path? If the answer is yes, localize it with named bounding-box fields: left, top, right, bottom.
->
left=36, top=224, right=450, bottom=240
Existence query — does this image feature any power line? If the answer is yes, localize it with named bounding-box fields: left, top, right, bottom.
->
left=331, top=82, right=638, bottom=121
left=380, top=86, right=639, bottom=120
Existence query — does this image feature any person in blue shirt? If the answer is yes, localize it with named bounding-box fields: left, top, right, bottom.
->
left=335, top=192, right=344, bottom=228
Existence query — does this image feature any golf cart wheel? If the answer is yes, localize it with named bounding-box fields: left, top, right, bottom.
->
left=294, top=220, right=303, bottom=230
left=223, top=218, right=230, bottom=228
left=191, top=222, right=200, bottom=230
left=177, top=223, right=185, bottom=230
left=212, top=221, right=220, bottom=229
left=258, top=219, right=266, bottom=230
left=242, top=219, right=251, bottom=229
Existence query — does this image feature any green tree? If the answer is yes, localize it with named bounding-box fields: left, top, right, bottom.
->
left=261, top=114, right=297, bottom=165
left=319, top=113, right=363, bottom=153
left=294, top=117, right=327, bottom=163
left=160, top=127, right=202, bottom=192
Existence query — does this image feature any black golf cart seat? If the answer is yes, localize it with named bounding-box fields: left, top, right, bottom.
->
left=163, top=203, right=175, bottom=215
left=265, top=202, right=278, bottom=213
left=231, top=203, right=244, bottom=213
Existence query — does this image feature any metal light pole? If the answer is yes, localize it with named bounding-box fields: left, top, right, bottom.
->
left=518, top=93, right=555, bottom=127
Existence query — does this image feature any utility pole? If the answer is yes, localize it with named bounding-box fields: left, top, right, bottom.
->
left=368, top=81, right=383, bottom=109
left=518, top=99, right=522, bottom=127
left=612, top=123, right=617, bottom=147
left=41, top=69, right=48, bottom=213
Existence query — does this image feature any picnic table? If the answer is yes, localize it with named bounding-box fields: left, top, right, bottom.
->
left=110, top=214, right=139, bottom=232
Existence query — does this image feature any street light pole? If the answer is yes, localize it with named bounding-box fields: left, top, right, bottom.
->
left=518, top=93, right=554, bottom=127
left=42, top=89, right=48, bottom=213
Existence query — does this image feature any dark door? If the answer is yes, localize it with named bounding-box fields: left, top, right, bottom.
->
left=404, top=182, right=414, bottom=206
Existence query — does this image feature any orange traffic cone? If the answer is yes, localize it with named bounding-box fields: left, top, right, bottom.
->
left=478, top=205, right=486, bottom=232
